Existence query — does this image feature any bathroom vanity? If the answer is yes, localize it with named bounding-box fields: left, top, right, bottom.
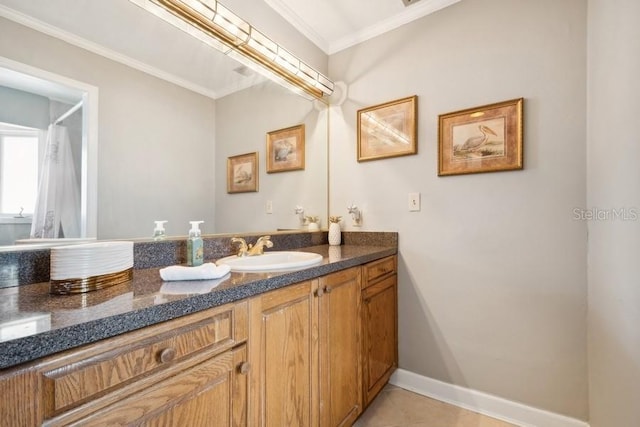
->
left=0, top=233, right=397, bottom=426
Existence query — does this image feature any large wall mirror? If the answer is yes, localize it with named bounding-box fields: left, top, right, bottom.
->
left=0, top=0, right=328, bottom=250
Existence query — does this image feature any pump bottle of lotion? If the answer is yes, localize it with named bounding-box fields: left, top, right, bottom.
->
left=187, top=221, right=204, bottom=266
left=153, top=220, right=168, bottom=240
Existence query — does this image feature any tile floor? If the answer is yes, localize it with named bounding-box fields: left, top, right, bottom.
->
left=353, top=384, right=517, bottom=427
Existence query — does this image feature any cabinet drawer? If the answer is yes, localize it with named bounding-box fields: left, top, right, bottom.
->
left=363, top=256, right=396, bottom=287
left=66, top=344, right=249, bottom=427
left=38, top=301, right=248, bottom=419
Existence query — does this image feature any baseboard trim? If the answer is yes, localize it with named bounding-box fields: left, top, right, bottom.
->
left=389, top=369, right=589, bottom=427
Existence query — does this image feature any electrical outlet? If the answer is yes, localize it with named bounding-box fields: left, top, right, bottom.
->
left=408, top=192, right=420, bottom=212
left=266, top=200, right=273, bottom=214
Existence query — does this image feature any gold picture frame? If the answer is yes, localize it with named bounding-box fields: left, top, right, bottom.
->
left=227, top=152, right=258, bottom=193
left=438, top=98, right=523, bottom=176
left=266, top=124, right=305, bottom=173
left=357, top=95, right=418, bottom=162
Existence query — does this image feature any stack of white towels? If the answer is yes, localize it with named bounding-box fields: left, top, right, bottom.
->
left=50, top=241, right=134, bottom=281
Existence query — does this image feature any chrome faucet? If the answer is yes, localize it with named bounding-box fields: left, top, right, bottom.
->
left=231, top=235, right=273, bottom=257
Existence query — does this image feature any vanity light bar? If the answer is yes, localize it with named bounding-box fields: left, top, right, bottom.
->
left=130, top=0, right=334, bottom=99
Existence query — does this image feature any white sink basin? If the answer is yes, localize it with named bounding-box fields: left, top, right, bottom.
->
left=216, top=251, right=323, bottom=272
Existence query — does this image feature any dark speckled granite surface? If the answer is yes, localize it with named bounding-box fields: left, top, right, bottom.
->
left=0, top=230, right=331, bottom=288
left=0, top=234, right=396, bottom=370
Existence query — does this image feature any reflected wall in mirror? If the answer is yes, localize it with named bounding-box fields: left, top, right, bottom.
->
left=0, top=3, right=328, bottom=250
left=216, top=81, right=327, bottom=233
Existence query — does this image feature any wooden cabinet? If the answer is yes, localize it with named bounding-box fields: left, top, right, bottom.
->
left=248, top=267, right=362, bottom=427
left=361, top=256, right=398, bottom=406
left=69, top=344, right=248, bottom=427
left=0, top=301, right=249, bottom=427
left=0, top=255, right=398, bottom=426
left=248, top=280, right=319, bottom=426
left=318, top=268, right=362, bottom=427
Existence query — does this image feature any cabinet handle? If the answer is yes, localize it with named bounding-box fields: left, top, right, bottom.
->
left=324, top=286, right=332, bottom=294
left=238, top=362, right=251, bottom=375
left=316, top=287, right=324, bottom=297
left=158, top=347, right=176, bottom=364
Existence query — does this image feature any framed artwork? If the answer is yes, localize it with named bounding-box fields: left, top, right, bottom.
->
left=227, top=152, right=258, bottom=193
left=266, top=124, right=305, bottom=173
left=357, top=95, right=417, bottom=162
left=438, top=98, right=523, bottom=176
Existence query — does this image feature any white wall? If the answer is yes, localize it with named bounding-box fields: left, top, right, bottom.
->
left=0, top=17, right=217, bottom=240
left=587, top=0, right=640, bottom=425
left=0, top=86, right=49, bottom=129
left=329, top=0, right=588, bottom=419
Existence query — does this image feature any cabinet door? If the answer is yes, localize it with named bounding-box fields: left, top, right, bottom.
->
left=68, top=344, right=249, bottom=427
left=248, top=280, right=319, bottom=427
left=362, top=274, right=398, bottom=406
left=318, top=267, right=362, bottom=427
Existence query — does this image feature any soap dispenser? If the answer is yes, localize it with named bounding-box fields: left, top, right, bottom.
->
left=153, top=221, right=168, bottom=240
left=187, top=221, right=204, bottom=267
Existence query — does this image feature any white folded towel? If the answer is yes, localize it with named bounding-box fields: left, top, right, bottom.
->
left=159, top=263, right=231, bottom=281
left=160, top=276, right=229, bottom=294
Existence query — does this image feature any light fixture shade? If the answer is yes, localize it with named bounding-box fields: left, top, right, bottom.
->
left=247, top=28, right=278, bottom=61
left=130, top=0, right=334, bottom=99
left=212, top=3, right=250, bottom=44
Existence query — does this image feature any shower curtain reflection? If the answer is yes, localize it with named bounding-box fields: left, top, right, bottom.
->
left=30, top=124, right=81, bottom=238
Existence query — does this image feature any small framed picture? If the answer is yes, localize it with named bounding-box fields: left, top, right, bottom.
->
left=438, top=98, right=523, bottom=176
left=227, top=152, right=258, bottom=193
left=266, top=124, right=305, bottom=173
left=357, top=95, right=418, bottom=162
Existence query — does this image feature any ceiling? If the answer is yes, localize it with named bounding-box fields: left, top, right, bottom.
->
left=0, top=0, right=460, bottom=98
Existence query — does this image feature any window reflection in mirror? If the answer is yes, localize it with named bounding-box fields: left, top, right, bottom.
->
left=0, top=124, right=39, bottom=215
left=0, top=58, right=98, bottom=247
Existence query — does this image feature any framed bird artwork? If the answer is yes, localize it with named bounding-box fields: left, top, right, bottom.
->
left=438, top=98, right=523, bottom=176
left=227, top=152, right=259, bottom=193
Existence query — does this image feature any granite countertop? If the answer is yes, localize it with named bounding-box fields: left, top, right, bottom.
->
left=0, top=244, right=396, bottom=370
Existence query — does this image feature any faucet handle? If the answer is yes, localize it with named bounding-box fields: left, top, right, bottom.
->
left=231, top=237, right=248, bottom=257
left=247, top=235, right=274, bottom=256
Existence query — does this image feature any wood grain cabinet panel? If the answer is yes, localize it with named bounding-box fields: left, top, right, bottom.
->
left=248, top=267, right=362, bottom=427
left=63, top=344, right=248, bottom=427
left=41, top=312, right=234, bottom=417
left=248, top=280, right=319, bottom=427
left=0, top=301, right=248, bottom=426
left=361, top=256, right=398, bottom=407
left=363, top=256, right=395, bottom=285
left=318, top=268, right=362, bottom=427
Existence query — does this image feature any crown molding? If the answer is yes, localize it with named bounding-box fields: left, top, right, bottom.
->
left=265, top=0, right=460, bottom=55
left=0, top=4, right=220, bottom=99
left=263, top=0, right=331, bottom=54
left=329, top=0, right=461, bottom=54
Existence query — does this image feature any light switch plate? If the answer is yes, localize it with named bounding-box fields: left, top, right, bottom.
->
left=266, top=200, right=273, bottom=214
left=408, top=192, right=420, bottom=211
